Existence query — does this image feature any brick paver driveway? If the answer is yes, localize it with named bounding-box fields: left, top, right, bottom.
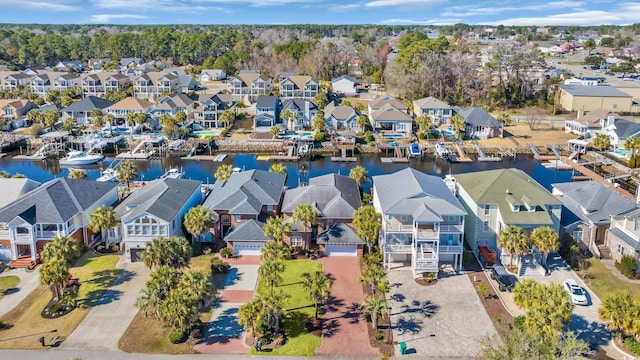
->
left=315, top=256, right=377, bottom=358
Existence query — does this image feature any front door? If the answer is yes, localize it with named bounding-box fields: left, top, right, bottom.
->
left=16, top=244, right=31, bottom=258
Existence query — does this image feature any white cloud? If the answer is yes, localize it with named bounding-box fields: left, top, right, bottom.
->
left=331, top=3, right=360, bottom=12
left=492, top=10, right=639, bottom=26
left=442, top=1, right=585, bottom=18
left=381, top=18, right=461, bottom=25
left=90, top=14, right=149, bottom=23
left=192, top=0, right=313, bottom=6
left=92, top=0, right=225, bottom=13
left=366, top=0, right=442, bottom=8
left=0, top=0, right=81, bottom=11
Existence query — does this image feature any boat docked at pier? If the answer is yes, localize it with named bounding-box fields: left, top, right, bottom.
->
left=59, top=151, right=104, bottom=165
left=435, top=142, right=451, bottom=158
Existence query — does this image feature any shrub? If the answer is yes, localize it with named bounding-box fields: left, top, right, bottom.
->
left=220, top=247, right=233, bottom=259
left=477, top=284, right=493, bottom=300
left=374, top=329, right=383, bottom=341
left=314, top=132, right=325, bottom=142
left=168, top=329, right=187, bottom=344
left=210, top=257, right=230, bottom=273
left=620, top=255, right=638, bottom=276
left=625, top=337, right=640, bottom=355
left=110, top=244, right=119, bottom=252
left=513, top=315, right=525, bottom=331
left=365, top=131, right=374, bottom=142
left=418, top=132, right=427, bottom=140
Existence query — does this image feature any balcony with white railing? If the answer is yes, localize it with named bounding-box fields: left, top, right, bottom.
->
left=439, top=242, right=463, bottom=253
left=416, top=228, right=438, bottom=240
left=439, top=223, right=464, bottom=233
left=384, top=218, right=413, bottom=233
left=14, top=233, right=33, bottom=242
left=383, top=234, right=413, bottom=253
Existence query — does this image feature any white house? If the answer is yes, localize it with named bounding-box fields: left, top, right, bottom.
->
left=331, top=75, right=357, bottom=95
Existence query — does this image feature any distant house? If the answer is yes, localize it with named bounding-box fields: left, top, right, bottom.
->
left=281, top=173, right=362, bottom=252
left=453, top=107, right=502, bottom=139
left=552, top=181, right=638, bottom=255
left=0, top=99, right=36, bottom=127
left=227, top=70, right=271, bottom=101
left=105, top=97, right=153, bottom=122
left=193, top=93, right=233, bottom=128
left=558, top=85, right=633, bottom=112
left=564, top=109, right=614, bottom=136
left=279, top=75, right=319, bottom=99
left=373, top=168, right=467, bottom=277
left=413, top=97, right=452, bottom=125
left=254, top=95, right=280, bottom=132
left=199, top=69, right=226, bottom=82
left=607, top=209, right=640, bottom=273
left=112, top=178, right=203, bottom=262
left=149, top=94, right=194, bottom=119
left=598, top=114, right=640, bottom=149
left=119, top=58, right=144, bottom=71
left=202, top=170, right=286, bottom=253
left=1, top=73, right=33, bottom=92
left=81, top=72, right=130, bottom=98
left=54, top=61, right=83, bottom=73
left=53, top=73, right=82, bottom=93
left=132, top=71, right=180, bottom=101
left=177, top=75, right=197, bottom=93
left=324, top=102, right=359, bottom=131
left=0, top=178, right=118, bottom=264
left=368, top=95, right=412, bottom=133
left=281, top=98, right=318, bottom=130
left=331, top=75, right=357, bottom=95
left=455, top=169, right=562, bottom=275
left=62, top=96, right=115, bottom=125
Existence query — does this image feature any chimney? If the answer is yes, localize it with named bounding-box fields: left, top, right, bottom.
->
left=577, top=109, right=583, bottom=119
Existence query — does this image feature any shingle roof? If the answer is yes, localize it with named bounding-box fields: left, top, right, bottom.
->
left=332, top=75, right=356, bottom=83
left=609, top=227, right=640, bottom=251
left=553, top=181, right=638, bottom=225
left=63, top=96, right=115, bottom=113
left=224, top=219, right=270, bottom=242
left=0, top=178, right=117, bottom=224
left=370, top=105, right=412, bottom=122
left=325, top=105, right=356, bottom=121
left=454, top=107, right=501, bottom=128
left=373, top=168, right=466, bottom=219
left=115, top=178, right=201, bottom=222
left=413, top=96, right=451, bottom=109
left=0, top=178, right=40, bottom=209
left=610, top=118, right=640, bottom=139
left=282, top=174, right=361, bottom=219
left=281, top=75, right=317, bottom=89
left=203, top=170, right=286, bottom=215
left=559, top=85, right=632, bottom=97
left=369, top=95, right=407, bottom=110
left=455, top=169, right=561, bottom=225
left=316, top=223, right=365, bottom=245
left=282, top=98, right=317, bottom=112
left=107, top=97, right=153, bottom=111
left=256, top=95, right=278, bottom=108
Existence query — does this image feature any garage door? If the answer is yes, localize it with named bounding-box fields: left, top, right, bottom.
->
left=325, top=244, right=357, bottom=256
left=130, top=249, right=143, bottom=262
left=0, top=245, right=10, bottom=260
left=233, top=242, right=264, bottom=256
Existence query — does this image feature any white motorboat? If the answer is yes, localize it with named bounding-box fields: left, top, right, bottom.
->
left=96, top=168, right=117, bottom=182
left=159, top=168, right=185, bottom=179
left=435, top=142, right=451, bottom=158
left=59, top=151, right=104, bottom=165
left=298, top=143, right=310, bottom=156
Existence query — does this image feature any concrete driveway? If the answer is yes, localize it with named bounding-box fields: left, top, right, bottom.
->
left=0, top=267, right=41, bottom=317
left=60, top=261, right=149, bottom=351
left=387, top=267, right=497, bottom=358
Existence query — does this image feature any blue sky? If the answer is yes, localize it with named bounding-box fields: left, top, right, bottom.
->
left=1, top=0, right=639, bottom=26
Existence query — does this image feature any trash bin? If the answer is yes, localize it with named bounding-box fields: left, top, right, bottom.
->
left=399, top=341, right=407, bottom=355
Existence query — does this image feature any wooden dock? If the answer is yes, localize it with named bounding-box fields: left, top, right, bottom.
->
left=562, top=156, right=636, bottom=201
left=453, top=143, right=473, bottom=162
left=381, top=157, right=409, bottom=163
left=13, top=155, right=47, bottom=161
left=331, top=157, right=358, bottom=162
left=212, top=154, right=228, bottom=162
left=116, top=151, right=155, bottom=159
left=268, top=155, right=299, bottom=161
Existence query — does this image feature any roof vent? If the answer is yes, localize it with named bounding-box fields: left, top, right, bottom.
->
left=505, top=189, right=511, bottom=194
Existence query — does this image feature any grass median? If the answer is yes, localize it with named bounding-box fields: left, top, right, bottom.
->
left=0, top=276, right=20, bottom=300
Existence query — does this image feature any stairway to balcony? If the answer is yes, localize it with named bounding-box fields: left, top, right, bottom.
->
left=10, top=256, right=38, bottom=269
left=518, top=254, right=544, bottom=276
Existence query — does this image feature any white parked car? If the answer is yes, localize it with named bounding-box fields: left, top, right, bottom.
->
left=563, top=279, right=588, bottom=306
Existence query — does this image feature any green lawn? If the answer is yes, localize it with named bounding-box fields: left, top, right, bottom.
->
left=0, top=252, right=120, bottom=349
left=250, top=259, right=322, bottom=356
left=0, top=276, right=20, bottom=300
left=584, top=258, right=640, bottom=299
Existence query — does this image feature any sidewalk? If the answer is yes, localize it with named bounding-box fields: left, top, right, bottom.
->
left=59, top=260, right=149, bottom=351
left=0, top=267, right=41, bottom=317
left=600, top=259, right=640, bottom=285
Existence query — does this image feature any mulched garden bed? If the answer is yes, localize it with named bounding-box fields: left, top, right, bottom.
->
left=305, top=317, right=322, bottom=337
left=414, top=278, right=438, bottom=286
left=361, top=259, right=394, bottom=357
left=464, top=258, right=513, bottom=333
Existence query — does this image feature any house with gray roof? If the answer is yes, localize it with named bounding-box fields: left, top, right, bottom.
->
left=331, top=75, right=357, bottom=95
left=55, top=61, right=83, bottom=73
left=455, top=169, right=562, bottom=275
left=148, top=94, right=194, bottom=119
left=316, top=223, right=366, bottom=256
left=324, top=102, right=359, bottom=131
left=0, top=178, right=40, bottom=209
left=606, top=208, right=640, bottom=273
left=598, top=114, right=640, bottom=149
left=224, top=219, right=272, bottom=256
left=281, top=173, right=361, bottom=252
left=254, top=95, right=280, bottom=132
left=413, top=96, right=452, bottom=125
left=203, top=170, right=286, bottom=251
left=0, top=178, right=118, bottom=264
left=453, top=107, right=502, bottom=139
left=112, top=178, right=203, bottom=262
left=281, top=98, right=318, bottom=130
left=62, top=96, right=115, bottom=124
left=199, top=69, right=226, bottom=82
left=553, top=181, right=639, bottom=256
left=193, top=93, right=233, bottom=128
left=373, top=168, right=467, bottom=277
left=119, top=58, right=144, bottom=71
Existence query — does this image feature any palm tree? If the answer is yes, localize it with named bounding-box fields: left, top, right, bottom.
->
left=349, top=165, right=368, bottom=188
left=90, top=108, right=103, bottom=120
left=117, top=161, right=138, bottom=188
left=292, top=203, right=318, bottom=238
left=498, top=225, right=530, bottom=267
left=219, top=110, right=235, bottom=127
left=357, top=115, right=370, bottom=132
left=41, top=235, right=81, bottom=264
left=215, top=164, right=233, bottom=181
left=183, top=205, right=213, bottom=243
left=599, top=291, right=635, bottom=339
left=530, top=226, right=559, bottom=267
left=361, top=295, right=389, bottom=330
left=451, top=113, right=465, bottom=139
left=269, top=126, right=281, bottom=137
left=263, top=216, right=291, bottom=243
left=280, top=109, right=297, bottom=130
left=238, top=298, right=264, bottom=338
left=259, top=260, right=284, bottom=293
left=88, top=205, right=118, bottom=246
left=313, top=92, right=328, bottom=109
left=125, top=112, right=137, bottom=127
left=40, top=259, right=70, bottom=300
left=160, top=290, right=198, bottom=333
left=142, top=237, right=192, bottom=269
left=134, top=112, right=148, bottom=128
left=414, top=114, right=430, bottom=132
left=312, top=112, right=325, bottom=131
left=180, top=269, right=213, bottom=306
left=43, top=109, right=60, bottom=130
left=359, top=262, right=386, bottom=295
left=26, top=109, right=41, bottom=125
left=93, top=115, right=106, bottom=127
left=175, top=111, right=187, bottom=125
left=301, top=271, right=332, bottom=319
left=353, top=205, right=382, bottom=252
left=513, top=279, right=541, bottom=310
left=261, top=290, right=290, bottom=335
left=592, top=133, right=611, bottom=151
left=261, top=240, right=291, bottom=261
left=68, top=169, right=87, bottom=180
left=269, top=162, right=287, bottom=174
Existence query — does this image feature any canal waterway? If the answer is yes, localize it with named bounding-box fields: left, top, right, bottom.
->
left=0, top=153, right=574, bottom=194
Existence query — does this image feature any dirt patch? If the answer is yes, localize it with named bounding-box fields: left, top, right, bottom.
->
left=465, top=258, right=513, bottom=334
left=361, top=266, right=393, bottom=356
left=305, top=317, right=322, bottom=337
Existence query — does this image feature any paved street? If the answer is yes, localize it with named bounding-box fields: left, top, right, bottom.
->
left=0, top=267, right=41, bottom=317
left=60, top=261, right=150, bottom=351
left=387, top=267, right=497, bottom=359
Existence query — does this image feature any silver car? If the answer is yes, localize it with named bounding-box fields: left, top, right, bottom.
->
left=563, top=279, right=588, bottom=305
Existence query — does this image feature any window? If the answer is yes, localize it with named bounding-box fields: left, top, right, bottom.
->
left=290, top=236, right=302, bottom=247
left=618, top=244, right=625, bottom=255
left=235, top=215, right=242, bottom=222
left=448, top=216, right=456, bottom=222
left=511, top=204, right=520, bottom=212
left=42, top=224, right=57, bottom=231
left=573, top=228, right=583, bottom=241
left=483, top=205, right=490, bottom=216
left=483, top=221, right=490, bottom=232
left=327, top=218, right=333, bottom=225
left=151, top=225, right=159, bottom=236
left=142, top=226, right=150, bottom=235
left=221, top=215, right=231, bottom=225
left=127, top=225, right=134, bottom=236
left=400, top=215, right=408, bottom=221
left=267, top=205, right=274, bottom=212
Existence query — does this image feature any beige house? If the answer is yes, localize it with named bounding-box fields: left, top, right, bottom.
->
left=557, top=85, right=632, bottom=112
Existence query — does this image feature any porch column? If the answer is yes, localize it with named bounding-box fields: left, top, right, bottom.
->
left=10, top=239, right=17, bottom=261
left=30, top=241, right=36, bottom=261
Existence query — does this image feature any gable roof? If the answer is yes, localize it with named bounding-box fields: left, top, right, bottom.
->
left=454, top=107, right=501, bottom=128
left=609, top=117, right=640, bottom=139
left=256, top=95, right=278, bottom=108
left=281, top=75, right=317, bottom=89
left=0, top=178, right=117, bottom=224
left=413, top=96, right=451, bottom=109
left=370, top=105, right=412, bottom=122
left=203, top=170, right=286, bottom=215
left=224, top=219, right=271, bottom=242
left=332, top=75, right=356, bottom=83
left=316, top=223, right=365, bottom=245
left=231, top=71, right=269, bottom=86
left=325, top=105, right=357, bottom=121
left=553, top=181, right=639, bottom=225
left=115, top=178, right=201, bottom=223
left=282, top=98, right=317, bottom=112
left=369, top=95, right=407, bottom=110
left=106, top=97, right=153, bottom=111
left=0, top=99, right=32, bottom=110
left=373, top=168, right=466, bottom=220
left=455, top=168, right=561, bottom=225
left=63, top=96, right=115, bottom=113
left=282, top=174, right=361, bottom=219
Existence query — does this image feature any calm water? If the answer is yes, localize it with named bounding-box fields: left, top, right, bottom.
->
left=0, top=153, right=574, bottom=193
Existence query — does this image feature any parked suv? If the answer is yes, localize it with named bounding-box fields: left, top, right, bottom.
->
left=490, top=265, right=514, bottom=292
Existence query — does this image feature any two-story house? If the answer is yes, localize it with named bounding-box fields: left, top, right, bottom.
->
left=1, top=72, right=33, bottom=92
left=564, top=109, right=613, bottom=136
left=193, top=93, right=233, bottom=128
left=373, top=168, right=467, bottom=277
left=62, top=96, right=115, bottom=125
left=0, top=178, right=118, bottom=267
left=279, top=75, right=319, bottom=99
left=453, top=107, right=503, bottom=139
left=53, top=73, right=82, bottom=93
left=281, top=98, right=318, bottom=130
left=454, top=169, right=562, bottom=272
left=148, top=94, right=194, bottom=120
left=413, top=97, right=453, bottom=125
left=324, top=102, right=359, bottom=131
left=606, top=209, right=640, bottom=273
left=112, top=178, right=203, bottom=262
left=132, top=72, right=179, bottom=100
left=105, top=97, right=153, bottom=123
left=81, top=72, right=130, bottom=98
left=254, top=95, right=280, bottom=132
left=0, top=99, right=36, bottom=126
left=202, top=169, right=286, bottom=255
left=368, top=95, right=412, bottom=134
left=281, top=173, right=362, bottom=253
left=598, top=114, right=640, bottom=150
left=227, top=70, right=271, bottom=101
